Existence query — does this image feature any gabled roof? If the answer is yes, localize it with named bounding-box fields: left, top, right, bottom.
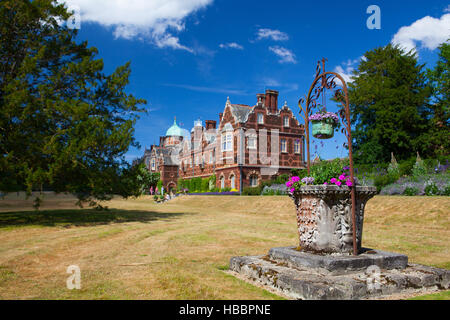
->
left=229, top=104, right=253, bottom=123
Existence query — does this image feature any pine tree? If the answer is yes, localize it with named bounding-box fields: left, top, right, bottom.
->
left=0, top=0, right=147, bottom=207
left=422, top=41, right=450, bottom=157
left=348, top=44, right=431, bottom=164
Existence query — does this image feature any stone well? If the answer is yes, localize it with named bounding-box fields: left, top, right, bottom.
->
left=289, top=185, right=377, bottom=254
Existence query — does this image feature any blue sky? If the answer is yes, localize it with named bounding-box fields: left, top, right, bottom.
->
left=65, top=0, right=450, bottom=162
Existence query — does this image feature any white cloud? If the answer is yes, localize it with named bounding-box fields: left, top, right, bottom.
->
left=333, top=58, right=359, bottom=85
left=256, top=28, right=289, bottom=41
left=445, top=5, right=450, bottom=13
left=58, top=0, right=213, bottom=51
left=259, top=77, right=298, bottom=92
left=269, top=46, right=297, bottom=64
left=392, top=13, right=450, bottom=52
left=219, top=42, right=244, bottom=50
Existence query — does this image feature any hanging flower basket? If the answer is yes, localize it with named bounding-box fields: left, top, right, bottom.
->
left=309, top=111, right=340, bottom=139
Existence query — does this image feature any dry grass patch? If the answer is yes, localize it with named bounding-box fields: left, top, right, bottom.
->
left=0, top=194, right=448, bottom=299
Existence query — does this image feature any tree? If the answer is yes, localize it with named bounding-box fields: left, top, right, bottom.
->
left=347, top=44, right=431, bottom=164
left=422, top=41, right=450, bottom=158
left=135, top=164, right=160, bottom=194
left=0, top=0, right=147, bottom=207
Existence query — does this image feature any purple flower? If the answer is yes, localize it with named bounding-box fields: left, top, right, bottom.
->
left=286, top=181, right=293, bottom=188
left=301, top=177, right=315, bottom=185
left=346, top=179, right=353, bottom=187
left=330, top=178, right=337, bottom=184
left=335, top=180, right=342, bottom=186
left=309, top=111, right=339, bottom=123
left=339, top=174, right=346, bottom=181
left=290, top=187, right=295, bottom=193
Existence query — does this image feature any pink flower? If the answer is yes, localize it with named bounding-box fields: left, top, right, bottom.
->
left=290, top=188, right=296, bottom=193
left=339, top=174, right=346, bottom=181
left=291, top=176, right=300, bottom=183
left=330, top=178, right=337, bottom=184
left=324, top=182, right=328, bottom=185
left=286, top=181, right=293, bottom=187
left=346, top=179, right=353, bottom=187
left=335, top=180, right=342, bottom=186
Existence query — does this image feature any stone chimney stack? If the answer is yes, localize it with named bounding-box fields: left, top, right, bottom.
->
left=265, top=89, right=279, bottom=113
left=256, top=93, right=265, bottom=106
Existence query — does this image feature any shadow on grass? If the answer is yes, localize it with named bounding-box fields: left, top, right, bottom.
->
left=0, top=209, right=192, bottom=228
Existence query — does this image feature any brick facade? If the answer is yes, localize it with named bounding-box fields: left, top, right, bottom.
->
left=144, top=89, right=306, bottom=193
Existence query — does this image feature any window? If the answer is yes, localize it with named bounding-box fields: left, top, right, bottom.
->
left=151, top=158, right=156, bottom=170
left=257, top=113, right=264, bottom=124
left=220, top=176, right=225, bottom=189
left=222, top=133, right=233, bottom=152
left=281, top=139, right=287, bottom=153
left=283, top=116, right=289, bottom=127
left=248, top=136, right=257, bottom=149
left=250, top=175, right=258, bottom=187
left=294, top=139, right=301, bottom=154
left=230, top=175, right=236, bottom=189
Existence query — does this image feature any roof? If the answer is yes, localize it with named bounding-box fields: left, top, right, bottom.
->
left=229, top=104, right=253, bottom=123
left=166, top=119, right=184, bottom=137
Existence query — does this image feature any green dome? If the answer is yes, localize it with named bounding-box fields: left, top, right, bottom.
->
left=166, top=118, right=183, bottom=137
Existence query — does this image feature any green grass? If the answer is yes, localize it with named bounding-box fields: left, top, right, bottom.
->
left=409, top=290, right=450, bottom=300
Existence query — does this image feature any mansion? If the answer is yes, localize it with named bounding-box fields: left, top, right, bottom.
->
left=143, top=89, right=306, bottom=193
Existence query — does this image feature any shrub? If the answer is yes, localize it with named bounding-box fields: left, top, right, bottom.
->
left=424, top=180, right=440, bottom=196
left=398, top=157, right=415, bottom=176
left=442, top=185, right=450, bottom=196
left=157, top=180, right=163, bottom=194
left=310, top=159, right=349, bottom=184
left=201, top=178, right=209, bottom=192
left=242, top=187, right=262, bottom=196
left=208, top=175, right=216, bottom=191
left=374, top=172, right=400, bottom=193
left=262, top=189, right=275, bottom=196
left=403, top=187, right=418, bottom=196
left=291, top=168, right=308, bottom=180
left=387, top=153, right=400, bottom=176
left=412, top=157, right=427, bottom=178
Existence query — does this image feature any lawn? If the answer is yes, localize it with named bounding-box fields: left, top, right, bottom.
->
left=0, top=193, right=448, bottom=300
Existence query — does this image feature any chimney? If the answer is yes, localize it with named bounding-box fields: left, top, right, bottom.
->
left=265, top=89, right=279, bottom=113
left=205, top=120, right=217, bottom=130
left=159, top=136, right=164, bottom=146
left=256, top=93, right=265, bottom=106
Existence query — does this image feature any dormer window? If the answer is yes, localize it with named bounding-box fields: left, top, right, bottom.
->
left=257, top=113, right=264, bottom=124
left=283, top=116, right=289, bottom=127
